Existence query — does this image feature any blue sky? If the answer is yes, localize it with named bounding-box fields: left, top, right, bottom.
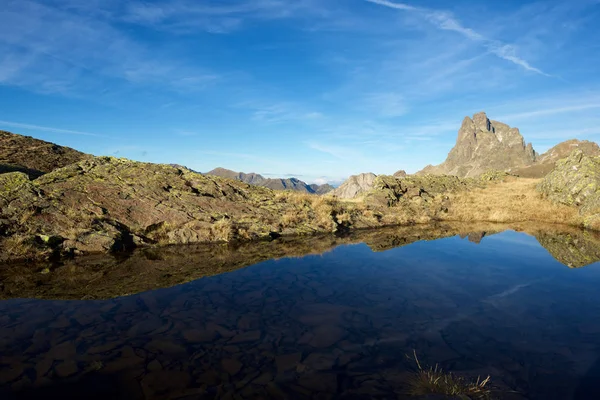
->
left=1, top=0, right=599, bottom=185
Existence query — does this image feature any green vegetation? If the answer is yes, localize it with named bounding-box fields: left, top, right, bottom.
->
left=407, top=351, right=491, bottom=399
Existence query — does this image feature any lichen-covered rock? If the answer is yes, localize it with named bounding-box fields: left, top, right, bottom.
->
left=537, top=150, right=600, bottom=212
left=363, top=174, right=479, bottom=208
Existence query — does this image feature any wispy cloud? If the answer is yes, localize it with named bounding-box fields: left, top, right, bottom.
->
left=364, top=92, right=408, bottom=117
left=307, top=142, right=365, bottom=161
left=0, top=120, right=104, bottom=137
left=0, top=0, right=220, bottom=96
left=365, top=0, right=549, bottom=76
left=497, top=103, right=600, bottom=121
left=237, top=100, right=324, bottom=124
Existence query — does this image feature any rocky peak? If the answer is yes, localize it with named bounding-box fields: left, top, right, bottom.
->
left=472, top=111, right=492, bottom=132
left=418, top=112, right=536, bottom=178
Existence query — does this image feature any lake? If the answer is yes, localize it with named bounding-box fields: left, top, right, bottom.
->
left=1, top=223, right=600, bottom=399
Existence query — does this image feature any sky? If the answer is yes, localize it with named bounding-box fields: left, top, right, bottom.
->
left=1, top=0, right=600, bottom=185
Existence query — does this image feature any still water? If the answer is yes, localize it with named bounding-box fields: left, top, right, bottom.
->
left=1, top=224, right=600, bottom=399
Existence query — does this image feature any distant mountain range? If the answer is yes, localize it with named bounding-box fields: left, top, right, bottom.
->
left=205, top=167, right=334, bottom=195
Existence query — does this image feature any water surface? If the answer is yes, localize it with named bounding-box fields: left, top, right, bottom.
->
left=1, top=223, right=600, bottom=399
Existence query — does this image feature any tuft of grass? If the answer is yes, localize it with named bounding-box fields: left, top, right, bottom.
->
left=407, top=351, right=491, bottom=399
left=210, top=218, right=235, bottom=242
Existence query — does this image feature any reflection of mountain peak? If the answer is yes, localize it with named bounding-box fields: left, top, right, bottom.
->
left=458, top=231, right=487, bottom=244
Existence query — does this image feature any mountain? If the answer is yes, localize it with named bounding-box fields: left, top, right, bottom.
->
left=0, top=130, right=90, bottom=178
left=418, top=112, right=536, bottom=178
left=309, top=183, right=335, bottom=195
left=205, top=167, right=333, bottom=194
left=331, top=173, right=377, bottom=199
left=416, top=112, right=600, bottom=179
left=206, top=167, right=266, bottom=185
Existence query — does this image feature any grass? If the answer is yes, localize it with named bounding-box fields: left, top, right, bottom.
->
left=442, top=177, right=581, bottom=226
left=407, top=351, right=492, bottom=399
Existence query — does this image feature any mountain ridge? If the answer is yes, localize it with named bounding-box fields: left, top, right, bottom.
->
left=206, top=167, right=334, bottom=194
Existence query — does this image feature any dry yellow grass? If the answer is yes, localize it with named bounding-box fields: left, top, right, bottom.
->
left=441, top=177, right=582, bottom=226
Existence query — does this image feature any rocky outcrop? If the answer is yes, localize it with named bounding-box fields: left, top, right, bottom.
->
left=331, top=173, right=377, bottom=199
left=363, top=174, right=479, bottom=208
left=512, top=140, right=600, bottom=178
left=537, top=150, right=600, bottom=227
left=0, top=130, right=90, bottom=178
left=418, top=112, right=536, bottom=178
left=393, top=170, right=407, bottom=178
left=206, top=167, right=333, bottom=194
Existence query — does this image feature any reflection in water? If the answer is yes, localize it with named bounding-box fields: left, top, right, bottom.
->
left=0, top=224, right=600, bottom=399
left=2, top=222, right=600, bottom=301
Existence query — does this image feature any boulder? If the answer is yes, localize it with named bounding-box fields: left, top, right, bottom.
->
left=537, top=150, right=600, bottom=227
left=537, top=150, right=600, bottom=210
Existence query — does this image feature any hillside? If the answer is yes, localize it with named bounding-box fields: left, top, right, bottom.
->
left=0, top=130, right=90, bottom=178
left=206, top=167, right=334, bottom=194
left=0, top=157, right=387, bottom=261
left=512, top=140, right=600, bottom=178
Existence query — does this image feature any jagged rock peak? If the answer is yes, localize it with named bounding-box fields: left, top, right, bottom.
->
left=417, top=112, right=536, bottom=178
left=472, top=111, right=492, bottom=132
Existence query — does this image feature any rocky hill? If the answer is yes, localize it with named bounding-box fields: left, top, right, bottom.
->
left=512, top=140, right=600, bottom=178
left=418, top=112, right=536, bottom=178
left=206, top=167, right=333, bottom=194
left=0, top=130, right=90, bottom=178
left=0, top=157, right=383, bottom=261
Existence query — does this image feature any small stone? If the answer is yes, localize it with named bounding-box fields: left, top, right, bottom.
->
left=221, top=358, right=243, bottom=376
left=275, top=352, right=302, bottom=375
left=147, top=360, right=162, bottom=372
left=253, top=372, right=273, bottom=385
left=229, top=330, right=261, bottom=344
left=182, top=329, right=217, bottom=343
left=54, top=360, right=78, bottom=378
left=309, top=325, right=346, bottom=348
left=47, top=341, right=76, bottom=360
